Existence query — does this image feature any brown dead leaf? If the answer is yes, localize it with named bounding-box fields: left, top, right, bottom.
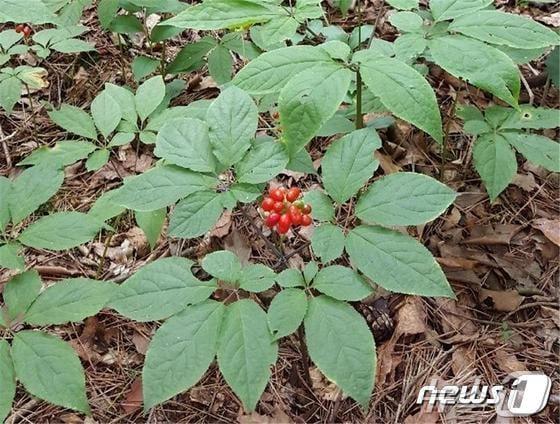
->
left=224, top=229, right=251, bottom=265
left=436, top=256, right=478, bottom=269
left=395, top=296, right=427, bottom=336
left=238, top=408, right=293, bottom=424
left=495, top=349, right=526, bottom=374
left=210, top=210, right=233, bottom=238
left=310, top=366, right=346, bottom=402
left=512, top=173, right=537, bottom=192
left=375, top=151, right=401, bottom=174
left=478, top=288, right=523, bottom=312
left=532, top=219, right=560, bottom=246
left=121, top=377, right=143, bottom=414
left=463, top=224, right=522, bottom=245
left=132, top=331, right=150, bottom=355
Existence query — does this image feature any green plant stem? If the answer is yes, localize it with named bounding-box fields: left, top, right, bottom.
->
left=96, top=214, right=123, bottom=279
left=297, top=326, right=313, bottom=388
left=355, top=0, right=364, bottom=129
left=355, top=70, right=364, bottom=129
left=160, top=41, right=167, bottom=77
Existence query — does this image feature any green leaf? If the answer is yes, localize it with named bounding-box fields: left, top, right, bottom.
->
left=311, top=224, right=345, bottom=263
left=18, top=140, right=97, bottom=167
left=0, top=176, right=11, bottom=231
left=91, top=90, right=122, bottom=138
left=0, top=243, right=24, bottom=271
left=51, top=39, right=95, bottom=53
left=356, top=172, right=456, bottom=226
left=0, top=339, right=15, bottom=423
left=135, top=209, right=166, bottom=250
left=9, top=163, right=64, bottom=225
left=346, top=225, right=454, bottom=297
left=18, top=212, right=102, bottom=251
left=547, top=47, right=559, bottom=87
left=321, top=128, right=381, bottom=203
left=116, top=165, right=217, bottom=211
left=473, top=133, right=517, bottom=201
left=280, top=64, right=352, bottom=156
left=386, top=0, right=418, bottom=10
left=85, top=148, right=110, bottom=171
left=239, top=264, right=275, bottom=293
left=229, top=183, right=262, bottom=204
left=236, top=139, right=289, bottom=184
left=105, top=83, right=138, bottom=123
left=0, top=76, right=21, bottom=114
left=501, top=106, right=560, bottom=130
left=388, top=11, right=424, bottom=32
left=135, top=76, right=166, bottom=121
left=312, top=266, right=373, bottom=301
left=166, top=37, right=215, bottom=74
left=143, top=300, right=224, bottom=410
left=430, top=0, right=492, bottom=21
left=48, top=104, right=98, bottom=139
left=287, top=147, right=316, bottom=174
left=303, top=190, right=334, bottom=222
left=97, top=0, right=119, bottom=28
left=233, top=45, right=333, bottom=95
left=201, top=250, right=242, bottom=282
left=88, top=188, right=126, bottom=222
left=110, top=257, right=215, bottom=321
left=0, top=0, right=58, bottom=24
left=304, top=296, right=375, bottom=408
left=449, top=11, right=559, bottom=49
left=155, top=118, right=216, bottom=173
left=255, top=16, right=298, bottom=47
left=356, top=53, right=443, bottom=142
left=108, top=132, right=136, bottom=147
left=4, top=270, right=41, bottom=320
left=267, top=288, right=307, bottom=340
left=303, top=261, right=319, bottom=285
left=208, top=44, right=233, bottom=84
left=169, top=191, right=223, bottom=239
left=206, top=86, right=258, bottom=167
left=109, top=14, right=143, bottom=33
left=275, top=268, right=305, bottom=288
left=503, top=133, right=560, bottom=173
left=429, top=35, right=520, bottom=108
left=394, top=33, right=427, bottom=63
left=497, top=45, right=547, bottom=65
left=165, top=0, right=280, bottom=30
left=217, top=299, right=278, bottom=411
left=24, top=278, right=114, bottom=325
left=132, top=56, right=160, bottom=82
left=12, top=331, right=90, bottom=413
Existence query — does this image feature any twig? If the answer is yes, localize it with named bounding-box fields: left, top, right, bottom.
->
left=520, top=72, right=534, bottom=105
left=0, top=124, right=15, bottom=169
left=240, top=206, right=285, bottom=261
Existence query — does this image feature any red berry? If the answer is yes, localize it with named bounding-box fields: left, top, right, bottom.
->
left=279, top=213, right=291, bottom=228
left=15, top=24, right=24, bottom=33
left=301, top=214, right=312, bottom=226
left=273, top=201, right=284, bottom=213
left=301, top=204, right=312, bottom=215
left=265, top=213, right=281, bottom=228
left=270, top=188, right=285, bottom=202
left=261, top=197, right=275, bottom=212
left=22, top=26, right=32, bottom=37
left=277, top=222, right=290, bottom=234
left=288, top=206, right=302, bottom=225
left=286, top=187, right=301, bottom=202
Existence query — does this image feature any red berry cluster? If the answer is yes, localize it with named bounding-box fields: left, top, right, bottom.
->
left=261, top=186, right=312, bottom=234
left=15, top=24, right=32, bottom=38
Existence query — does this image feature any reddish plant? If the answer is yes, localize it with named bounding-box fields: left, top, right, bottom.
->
left=261, top=185, right=312, bottom=235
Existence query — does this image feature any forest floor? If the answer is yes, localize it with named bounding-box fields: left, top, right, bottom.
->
left=0, top=0, right=559, bottom=423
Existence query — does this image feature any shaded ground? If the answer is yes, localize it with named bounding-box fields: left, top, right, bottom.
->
left=0, top=0, right=559, bottom=423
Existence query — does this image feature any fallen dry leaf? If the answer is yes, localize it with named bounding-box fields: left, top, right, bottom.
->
left=494, top=349, right=526, bottom=374
left=478, top=288, right=523, bottom=312
left=532, top=218, right=560, bottom=246
left=463, top=224, right=522, bottom=245
left=210, top=210, right=233, bottom=238
left=238, top=408, right=293, bottom=424
left=310, top=366, right=346, bottom=402
left=121, top=377, right=143, bottom=414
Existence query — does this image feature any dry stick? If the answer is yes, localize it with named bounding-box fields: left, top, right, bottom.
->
left=520, top=72, right=535, bottom=105
left=0, top=123, right=15, bottom=169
